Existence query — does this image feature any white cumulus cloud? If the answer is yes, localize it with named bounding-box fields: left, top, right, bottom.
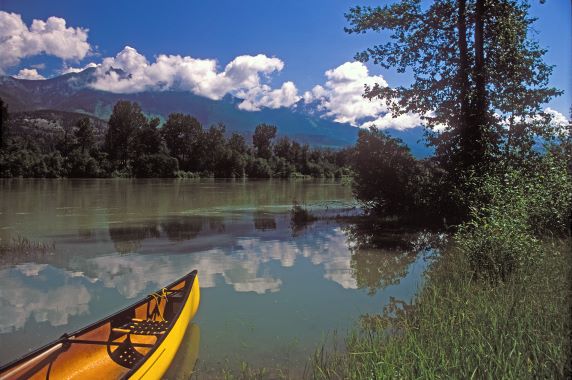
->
left=361, top=112, right=425, bottom=131
left=13, top=68, right=45, bottom=80
left=61, top=62, right=98, bottom=74
left=544, top=107, right=570, bottom=127
left=90, top=46, right=300, bottom=111
left=0, top=11, right=90, bottom=73
left=305, top=61, right=425, bottom=130
left=237, top=81, right=300, bottom=111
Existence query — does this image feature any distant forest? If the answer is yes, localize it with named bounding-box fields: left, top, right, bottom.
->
left=0, top=99, right=353, bottom=179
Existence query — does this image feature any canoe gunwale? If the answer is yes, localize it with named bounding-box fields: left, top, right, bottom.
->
left=0, top=269, right=198, bottom=378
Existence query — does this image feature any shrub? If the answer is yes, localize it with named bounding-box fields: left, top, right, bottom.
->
left=290, top=201, right=316, bottom=228
left=352, top=127, right=425, bottom=216
left=131, top=154, right=179, bottom=178
left=65, top=149, right=102, bottom=178
left=246, top=157, right=272, bottom=178
left=455, top=154, right=571, bottom=281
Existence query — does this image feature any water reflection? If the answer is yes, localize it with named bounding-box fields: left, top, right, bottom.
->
left=253, top=212, right=277, bottom=231
left=161, top=217, right=204, bottom=242
left=0, top=179, right=432, bottom=371
left=344, top=221, right=421, bottom=295
left=109, top=222, right=160, bottom=255
left=164, top=323, right=201, bottom=380
left=0, top=218, right=426, bottom=331
left=0, top=264, right=91, bottom=333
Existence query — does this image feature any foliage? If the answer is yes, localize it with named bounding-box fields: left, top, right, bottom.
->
left=252, top=124, right=277, bottom=159
left=0, top=97, right=8, bottom=148
left=131, top=153, right=179, bottom=178
left=0, top=98, right=349, bottom=179
left=346, top=0, right=561, bottom=176
left=65, top=149, right=103, bottom=178
left=352, top=127, right=429, bottom=216
left=310, top=239, right=572, bottom=379
left=290, top=201, right=317, bottom=230
left=161, top=113, right=203, bottom=171
left=245, top=157, right=273, bottom=178
left=74, top=117, right=95, bottom=154
left=455, top=154, right=571, bottom=281
left=131, top=117, right=163, bottom=157
left=105, top=100, right=148, bottom=163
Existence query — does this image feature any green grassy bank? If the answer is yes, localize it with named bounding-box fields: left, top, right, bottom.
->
left=309, top=238, right=572, bottom=379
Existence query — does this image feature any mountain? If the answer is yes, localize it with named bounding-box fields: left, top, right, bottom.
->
left=0, top=69, right=432, bottom=156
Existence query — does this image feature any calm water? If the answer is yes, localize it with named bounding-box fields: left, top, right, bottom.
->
left=0, top=179, right=431, bottom=376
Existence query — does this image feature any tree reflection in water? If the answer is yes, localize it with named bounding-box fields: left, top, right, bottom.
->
left=253, top=212, right=277, bottom=231
left=343, top=219, right=420, bottom=295
left=108, top=222, right=160, bottom=255
left=108, top=217, right=223, bottom=252
left=161, top=217, right=204, bottom=242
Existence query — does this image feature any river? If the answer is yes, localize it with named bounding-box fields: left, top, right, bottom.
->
left=0, top=179, right=432, bottom=377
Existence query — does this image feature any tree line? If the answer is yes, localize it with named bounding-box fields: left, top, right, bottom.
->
left=0, top=99, right=352, bottom=179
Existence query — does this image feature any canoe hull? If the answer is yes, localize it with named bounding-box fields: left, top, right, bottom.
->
left=129, top=276, right=200, bottom=380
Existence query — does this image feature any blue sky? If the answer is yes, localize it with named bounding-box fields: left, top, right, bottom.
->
left=0, top=0, right=569, bottom=125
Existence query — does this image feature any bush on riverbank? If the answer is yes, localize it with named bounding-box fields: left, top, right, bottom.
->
left=455, top=155, right=571, bottom=282
left=309, top=238, right=572, bottom=379
left=290, top=201, right=317, bottom=230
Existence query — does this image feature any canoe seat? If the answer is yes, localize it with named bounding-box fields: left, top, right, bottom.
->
left=113, top=320, right=169, bottom=336
left=110, top=336, right=145, bottom=369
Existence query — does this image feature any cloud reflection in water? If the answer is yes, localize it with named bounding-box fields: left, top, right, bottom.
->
left=0, top=265, right=91, bottom=333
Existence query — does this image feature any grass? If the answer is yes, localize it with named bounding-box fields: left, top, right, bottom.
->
left=309, top=238, right=572, bottom=379
left=0, top=234, right=55, bottom=255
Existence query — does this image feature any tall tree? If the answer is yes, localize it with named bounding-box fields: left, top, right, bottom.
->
left=131, top=117, right=163, bottom=157
left=274, top=136, right=293, bottom=159
left=105, top=101, right=147, bottom=164
left=228, top=133, right=248, bottom=154
left=346, top=0, right=561, bottom=175
left=203, top=123, right=227, bottom=173
left=74, top=117, right=95, bottom=154
left=252, top=124, right=277, bottom=159
left=161, top=113, right=203, bottom=170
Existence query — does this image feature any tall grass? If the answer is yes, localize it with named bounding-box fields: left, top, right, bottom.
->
left=0, top=234, right=55, bottom=255
left=308, top=239, right=572, bottom=379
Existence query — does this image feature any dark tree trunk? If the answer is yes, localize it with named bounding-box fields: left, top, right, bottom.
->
left=472, top=0, right=487, bottom=168
left=457, top=0, right=471, bottom=168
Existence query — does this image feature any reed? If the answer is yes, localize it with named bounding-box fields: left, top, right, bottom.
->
left=0, top=234, right=55, bottom=255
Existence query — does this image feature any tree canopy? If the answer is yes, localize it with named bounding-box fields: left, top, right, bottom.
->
left=346, top=0, right=561, bottom=175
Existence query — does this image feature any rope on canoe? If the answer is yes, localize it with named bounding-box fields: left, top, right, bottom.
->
left=150, top=288, right=168, bottom=322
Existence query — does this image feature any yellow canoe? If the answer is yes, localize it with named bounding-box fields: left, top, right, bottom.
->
left=0, top=270, right=200, bottom=380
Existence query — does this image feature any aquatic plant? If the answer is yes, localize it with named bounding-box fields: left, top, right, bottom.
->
left=0, top=234, right=55, bottom=255
left=290, top=201, right=317, bottom=228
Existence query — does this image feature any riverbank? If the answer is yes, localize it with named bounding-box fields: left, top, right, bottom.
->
left=309, top=237, right=572, bottom=379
